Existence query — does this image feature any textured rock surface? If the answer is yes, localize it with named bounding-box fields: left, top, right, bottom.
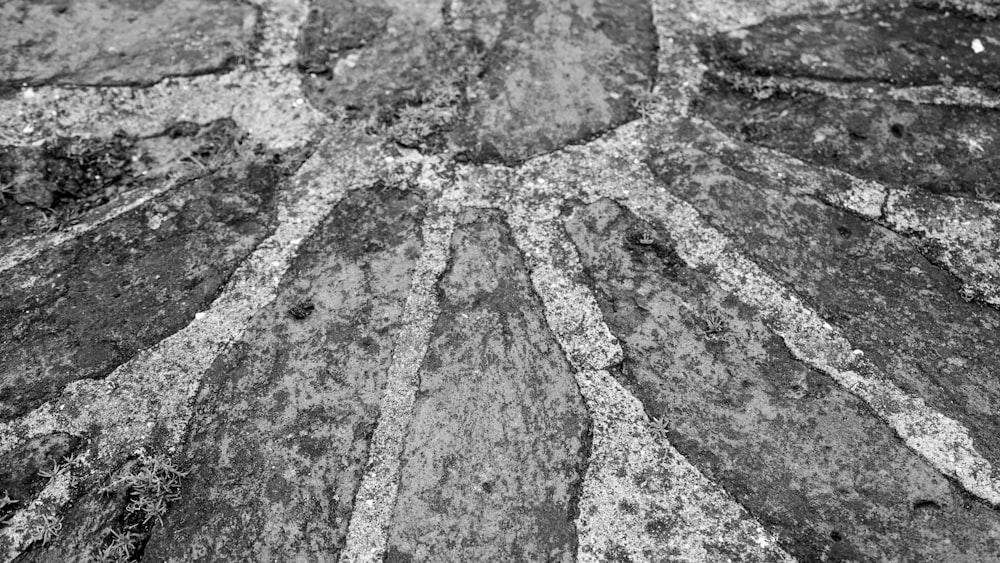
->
left=299, top=0, right=658, bottom=163
left=699, top=5, right=1000, bottom=88
left=4, top=0, right=1000, bottom=561
left=386, top=210, right=589, bottom=561
left=566, top=198, right=1000, bottom=561
left=0, top=0, right=256, bottom=88
left=646, top=135, right=1000, bottom=480
left=140, top=187, right=425, bottom=561
left=0, top=162, right=282, bottom=421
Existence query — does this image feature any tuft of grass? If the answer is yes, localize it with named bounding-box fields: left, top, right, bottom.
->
left=647, top=416, right=670, bottom=440
left=701, top=312, right=729, bottom=339
left=361, top=31, right=485, bottom=150
left=95, top=528, right=142, bottom=563
left=95, top=450, right=188, bottom=562
left=630, top=88, right=669, bottom=122
left=112, top=451, right=187, bottom=527
left=27, top=512, right=62, bottom=547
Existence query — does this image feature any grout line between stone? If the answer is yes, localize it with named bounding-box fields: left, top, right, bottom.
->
left=0, top=135, right=382, bottom=560
left=0, top=174, right=184, bottom=276
left=621, top=183, right=1000, bottom=507
left=505, top=194, right=794, bottom=562
left=339, top=208, right=455, bottom=563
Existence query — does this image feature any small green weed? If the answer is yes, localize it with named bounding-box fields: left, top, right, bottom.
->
left=95, top=450, right=188, bottom=562
left=29, top=513, right=62, bottom=546
left=647, top=416, right=670, bottom=440
left=631, top=88, right=669, bottom=122
left=701, top=313, right=728, bottom=339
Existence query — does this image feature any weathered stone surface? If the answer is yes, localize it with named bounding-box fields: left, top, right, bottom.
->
left=645, top=135, right=1000, bottom=487
left=386, top=210, right=589, bottom=561
left=0, top=162, right=281, bottom=421
left=0, top=118, right=246, bottom=240
left=450, top=0, right=658, bottom=163
left=0, top=434, right=79, bottom=520
left=139, top=187, right=425, bottom=562
left=565, top=198, right=1000, bottom=561
left=0, top=133, right=143, bottom=239
left=0, top=0, right=256, bottom=88
left=694, top=82, right=1000, bottom=199
left=298, top=0, right=450, bottom=110
left=699, top=5, right=1000, bottom=89
left=299, top=0, right=657, bottom=163
left=694, top=3, right=1000, bottom=200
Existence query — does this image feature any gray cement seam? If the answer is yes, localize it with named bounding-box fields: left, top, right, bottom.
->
left=0, top=173, right=184, bottom=276
left=0, top=0, right=322, bottom=150
left=246, top=0, right=310, bottom=68
left=0, top=133, right=383, bottom=561
left=713, top=135, right=1000, bottom=308
left=504, top=196, right=794, bottom=563
left=0, top=0, right=325, bottom=275
left=477, top=113, right=1000, bottom=508
left=601, top=124, right=1000, bottom=507
left=339, top=197, right=456, bottom=562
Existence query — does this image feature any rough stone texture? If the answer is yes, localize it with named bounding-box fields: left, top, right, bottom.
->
left=694, top=2, right=1000, bottom=201
left=0, top=0, right=256, bottom=88
left=298, top=0, right=658, bottom=163
left=699, top=4, right=1000, bottom=89
left=565, top=198, right=1000, bottom=561
left=0, top=434, right=78, bottom=522
left=450, top=0, right=659, bottom=163
left=140, top=186, right=425, bottom=562
left=0, top=119, right=250, bottom=241
left=0, top=162, right=281, bottom=421
left=695, top=82, right=1000, bottom=200
left=7, top=0, right=1000, bottom=561
left=645, top=135, right=1000, bottom=491
left=386, top=210, right=589, bottom=562
left=298, top=0, right=448, bottom=110
left=0, top=134, right=141, bottom=239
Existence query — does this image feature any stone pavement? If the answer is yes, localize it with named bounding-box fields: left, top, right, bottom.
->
left=1, top=0, right=1000, bottom=561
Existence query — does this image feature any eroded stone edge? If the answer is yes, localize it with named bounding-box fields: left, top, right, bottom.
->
left=0, top=174, right=182, bottom=276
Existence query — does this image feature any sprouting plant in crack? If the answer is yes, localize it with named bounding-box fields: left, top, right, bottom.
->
left=0, top=182, right=15, bottom=205
left=111, top=450, right=188, bottom=526
left=630, top=88, right=669, bottom=122
left=701, top=312, right=728, bottom=339
left=95, top=528, right=142, bottom=563
left=27, top=512, right=63, bottom=546
left=38, top=459, right=70, bottom=483
left=0, top=490, right=18, bottom=525
left=729, top=74, right=778, bottom=100
left=96, top=450, right=188, bottom=561
left=638, top=231, right=655, bottom=245
left=0, top=491, right=17, bottom=510
left=647, top=416, right=670, bottom=441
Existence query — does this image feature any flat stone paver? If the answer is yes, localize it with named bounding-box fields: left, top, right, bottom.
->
left=300, top=0, right=658, bottom=163
left=386, top=210, right=589, bottom=561
left=0, top=0, right=256, bottom=88
left=0, top=161, right=282, bottom=420
left=3, top=0, right=1000, bottom=561
left=566, top=198, right=1000, bottom=561
left=645, top=131, right=1000, bottom=483
left=139, top=187, right=425, bottom=562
